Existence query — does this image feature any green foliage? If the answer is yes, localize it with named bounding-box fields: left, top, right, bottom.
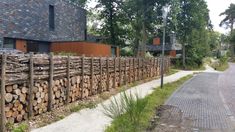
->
left=103, top=91, right=148, bottom=132
left=96, top=0, right=126, bottom=47
left=220, top=4, right=235, bottom=58
left=105, top=75, right=193, bottom=132
left=120, top=47, right=134, bottom=57
left=212, top=56, right=229, bottom=71
left=12, top=123, right=28, bottom=132
left=175, top=0, right=212, bottom=68
left=219, top=4, right=235, bottom=31
left=88, top=0, right=215, bottom=64
left=70, top=101, right=97, bottom=112
left=167, top=68, right=179, bottom=76
left=70, top=0, right=88, bottom=8
left=6, top=122, right=14, bottom=131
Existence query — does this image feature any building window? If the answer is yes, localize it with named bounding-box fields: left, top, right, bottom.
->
left=49, top=5, right=55, bottom=30
left=3, top=38, right=15, bottom=49
left=111, top=46, right=117, bottom=57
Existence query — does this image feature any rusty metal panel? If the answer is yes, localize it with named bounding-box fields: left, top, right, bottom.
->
left=16, top=40, right=27, bottom=52
left=51, top=42, right=114, bottom=57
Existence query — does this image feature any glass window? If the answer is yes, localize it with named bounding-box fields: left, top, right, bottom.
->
left=3, top=38, right=15, bottom=49
left=49, top=5, right=55, bottom=30
left=111, top=46, right=117, bottom=57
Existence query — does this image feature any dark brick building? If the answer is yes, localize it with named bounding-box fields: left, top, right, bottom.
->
left=0, top=0, right=87, bottom=53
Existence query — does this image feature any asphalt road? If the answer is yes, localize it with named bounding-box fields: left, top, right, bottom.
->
left=156, top=64, right=235, bottom=132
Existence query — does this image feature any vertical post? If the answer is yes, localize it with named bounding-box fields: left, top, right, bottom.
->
left=66, top=56, right=71, bottom=104
left=81, top=55, right=85, bottom=98
left=99, top=57, right=102, bottom=93
left=153, top=58, right=156, bottom=77
left=151, top=58, right=153, bottom=77
left=161, top=25, right=166, bottom=88
left=119, top=57, right=122, bottom=87
left=48, top=53, right=54, bottom=111
left=114, top=57, right=116, bottom=89
left=157, top=58, right=160, bottom=76
left=91, top=56, right=94, bottom=95
left=150, top=58, right=153, bottom=77
left=28, top=53, right=34, bottom=118
left=1, top=54, right=6, bottom=132
left=129, top=58, right=131, bottom=83
left=106, top=57, right=110, bottom=91
left=169, top=57, right=171, bottom=72
left=138, top=58, right=140, bottom=81
left=124, top=58, right=127, bottom=85
left=133, top=58, right=135, bottom=82
left=149, top=58, right=151, bottom=78
left=142, top=58, right=144, bottom=80
left=152, top=58, right=154, bottom=77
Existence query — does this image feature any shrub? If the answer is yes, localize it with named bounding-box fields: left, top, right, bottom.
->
left=12, top=123, right=28, bottom=132
left=120, top=47, right=134, bottom=57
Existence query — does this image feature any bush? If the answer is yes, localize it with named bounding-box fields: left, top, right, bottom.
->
left=145, top=52, right=154, bottom=58
left=12, top=123, right=28, bottom=132
left=211, top=55, right=229, bottom=71
left=120, top=47, right=134, bottom=57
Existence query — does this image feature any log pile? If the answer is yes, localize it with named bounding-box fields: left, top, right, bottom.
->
left=5, top=83, right=28, bottom=123
left=0, top=53, right=170, bottom=125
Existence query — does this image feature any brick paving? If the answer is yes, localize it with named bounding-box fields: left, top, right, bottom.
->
left=166, top=73, right=234, bottom=131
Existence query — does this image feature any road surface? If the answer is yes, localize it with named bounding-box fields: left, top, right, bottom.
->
left=154, top=63, right=235, bottom=132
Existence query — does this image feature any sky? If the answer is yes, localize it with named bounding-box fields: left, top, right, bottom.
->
left=206, top=0, right=235, bottom=34
left=87, top=0, right=235, bottom=34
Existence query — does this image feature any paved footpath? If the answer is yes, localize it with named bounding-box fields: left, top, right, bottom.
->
left=164, top=64, right=235, bottom=131
left=32, top=71, right=195, bottom=132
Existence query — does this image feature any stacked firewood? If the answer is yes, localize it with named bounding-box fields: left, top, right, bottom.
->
left=0, top=53, right=170, bottom=125
left=5, top=83, right=28, bottom=123
left=53, top=79, right=67, bottom=108
left=69, top=76, right=81, bottom=102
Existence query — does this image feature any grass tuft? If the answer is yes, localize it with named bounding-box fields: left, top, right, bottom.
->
left=12, top=123, right=28, bottom=132
left=70, top=101, right=97, bottom=112
left=105, top=75, right=193, bottom=132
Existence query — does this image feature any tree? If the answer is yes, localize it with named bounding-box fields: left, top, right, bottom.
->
left=96, top=0, right=161, bottom=57
left=176, top=0, right=211, bottom=68
left=95, top=0, right=125, bottom=47
left=121, top=0, right=161, bottom=57
left=220, top=4, right=235, bottom=58
left=70, top=0, right=88, bottom=8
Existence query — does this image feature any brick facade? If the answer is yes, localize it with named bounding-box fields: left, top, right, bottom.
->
left=0, top=0, right=87, bottom=47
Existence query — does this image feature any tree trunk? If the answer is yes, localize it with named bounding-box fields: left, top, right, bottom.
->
left=109, top=2, right=115, bottom=46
